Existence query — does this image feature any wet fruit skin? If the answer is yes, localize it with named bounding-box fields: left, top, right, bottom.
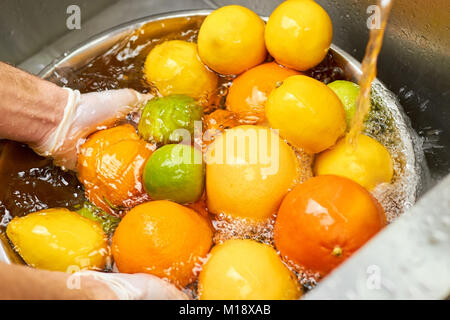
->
left=206, top=125, right=299, bottom=221
left=112, top=200, right=212, bottom=287
left=266, top=75, right=346, bottom=153
left=138, top=95, right=203, bottom=145
left=198, top=5, right=267, bottom=75
left=265, top=0, right=333, bottom=71
left=274, top=175, right=386, bottom=276
left=226, top=62, right=300, bottom=124
left=198, top=239, right=301, bottom=300
left=143, top=144, right=205, bottom=204
left=328, top=80, right=361, bottom=129
left=6, top=208, right=108, bottom=272
left=144, top=40, right=218, bottom=99
left=77, top=125, right=153, bottom=215
left=314, top=134, right=394, bottom=190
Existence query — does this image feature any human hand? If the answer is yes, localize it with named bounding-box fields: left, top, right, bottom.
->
left=77, top=270, right=189, bottom=300
left=32, top=88, right=154, bottom=171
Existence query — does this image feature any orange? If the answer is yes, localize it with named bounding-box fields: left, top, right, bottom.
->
left=206, top=125, right=299, bottom=221
left=266, top=75, right=346, bottom=153
left=274, top=175, right=385, bottom=276
left=144, top=40, right=218, bottom=100
left=112, top=200, right=212, bottom=287
left=198, top=239, right=301, bottom=300
left=265, top=0, right=332, bottom=71
left=314, top=134, right=393, bottom=190
left=198, top=5, right=267, bottom=75
left=226, top=62, right=300, bottom=124
left=77, top=125, right=154, bottom=215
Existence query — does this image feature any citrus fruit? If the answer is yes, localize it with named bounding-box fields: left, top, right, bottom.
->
left=6, top=208, right=108, bottom=272
left=144, top=40, right=218, bottom=99
left=274, top=175, right=386, bottom=276
left=77, top=125, right=153, bottom=215
left=205, top=125, right=299, bottom=221
left=112, top=200, right=212, bottom=287
left=138, top=95, right=203, bottom=145
left=266, top=75, right=346, bottom=153
left=198, top=5, right=266, bottom=75
left=143, top=144, right=205, bottom=204
left=328, top=80, right=361, bottom=128
left=314, top=134, right=394, bottom=190
left=265, top=0, right=332, bottom=71
left=226, top=62, right=300, bottom=124
left=198, top=239, right=301, bottom=300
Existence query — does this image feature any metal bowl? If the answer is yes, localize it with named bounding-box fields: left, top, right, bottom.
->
left=2, top=9, right=442, bottom=299
left=38, top=9, right=425, bottom=218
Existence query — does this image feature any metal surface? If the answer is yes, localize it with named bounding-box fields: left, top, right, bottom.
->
left=0, top=0, right=119, bottom=64
left=17, top=0, right=212, bottom=74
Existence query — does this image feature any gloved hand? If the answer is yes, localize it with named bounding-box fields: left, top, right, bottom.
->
left=76, top=270, right=189, bottom=300
left=32, top=88, right=154, bottom=171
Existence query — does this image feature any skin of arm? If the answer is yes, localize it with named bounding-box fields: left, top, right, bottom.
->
left=0, top=262, right=117, bottom=300
left=0, top=62, right=67, bottom=146
left=0, top=61, right=152, bottom=170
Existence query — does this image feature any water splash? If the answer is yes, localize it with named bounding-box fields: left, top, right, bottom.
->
left=347, top=0, right=393, bottom=144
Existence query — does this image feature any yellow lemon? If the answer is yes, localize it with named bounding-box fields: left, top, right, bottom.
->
left=198, top=239, right=301, bottom=300
left=144, top=40, right=218, bottom=99
left=205, top=125, right=299, bottom=221
left=266, top=75, right=346, bottom=153
left=265, top=0, right=332, bottom=71
left=314, top=134, right=394, bottom=190
left=6, top=208, right=108, bottom=272
left=198, top=5, right=267, bottom=75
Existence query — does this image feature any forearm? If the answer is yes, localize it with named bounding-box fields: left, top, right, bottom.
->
left=0, top=262, right=117, bottom=300
left=0, top=62, right=67, bottom=145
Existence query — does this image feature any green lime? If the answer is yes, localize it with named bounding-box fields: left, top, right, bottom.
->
left=143, top=144, right=205, bottom=204
left=138, top=94, right=203, bottom=145
left=328, top=80, right=360, bottom=129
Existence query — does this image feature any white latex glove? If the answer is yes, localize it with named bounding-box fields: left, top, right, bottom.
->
left=77, top=271, right=189, bottom=300
left=32, top=88, right=153, bottom=171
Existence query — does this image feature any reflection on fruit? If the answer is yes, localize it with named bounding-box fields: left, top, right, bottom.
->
left=265, top=0, right=332, bottom=71
left=112, top=200, right=212, bottom=287
left=6, top=208, right=108, bottom=272
left=206, top=125, right=299, bottom=221
left=144, top=40, right=218, bottom=99
left=328, top=80, right=361, bottom=128
left=266, top=75, right=346, bottom=153
left=274, top=175, right=385, bottom=276
left=226, top=62, right=300, bottom=124
left=143, top=144, right=205, bottom=204
left=138, top=95, right=203, bottom=145
left=314, top=134, right=393, bottom=190
left=198, top=5, right=266, bottom=75
left=198, top=239, right=301, bottom=300
left=77, top=125, right=153, bottom=215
